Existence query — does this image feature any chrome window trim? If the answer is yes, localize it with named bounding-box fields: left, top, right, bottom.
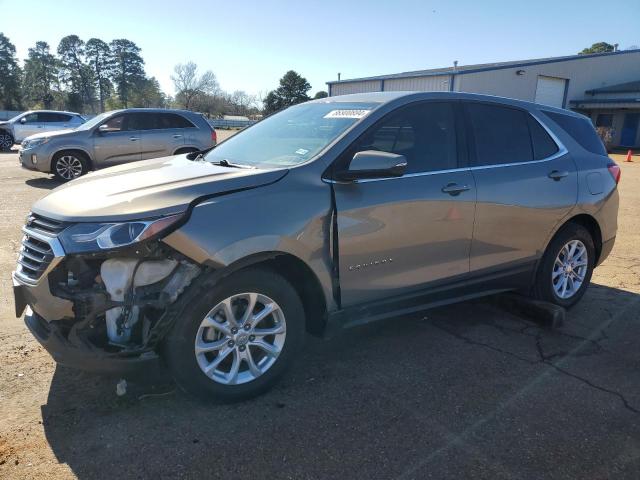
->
left=326, top=110, right=568, bottom=184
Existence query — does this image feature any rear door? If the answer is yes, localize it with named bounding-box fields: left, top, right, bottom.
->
left=135, top=112, right=186, bottom=160
left=333, top=101, right=476, bottom=306
left=464, top=101, right=577, bottom=274
left=40, top=112, right=74, bottom=133
left=92, top=113, right=141, bottom=166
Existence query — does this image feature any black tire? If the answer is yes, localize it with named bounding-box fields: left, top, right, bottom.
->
left=163, top=268, right=305, bottom=402
left=532, top=223, right=595, bottom=308
left=52, top=151, right=89, bottom=182
left=0, top=131, right=14, bottom=151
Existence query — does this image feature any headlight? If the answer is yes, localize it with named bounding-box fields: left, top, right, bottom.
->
left=23, top=137, right=49, bottom=149
left=58, top=214, right=184, bottom=254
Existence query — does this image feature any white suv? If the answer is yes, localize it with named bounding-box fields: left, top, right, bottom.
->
left=0, top=110, right=85, bottom=151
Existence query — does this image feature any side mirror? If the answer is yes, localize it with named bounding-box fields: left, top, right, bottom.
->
left=20, top=117, right=26, bottom=124
left=335, top=150, right=407, bottom=182
left=97, top=124, right=110, bottom=134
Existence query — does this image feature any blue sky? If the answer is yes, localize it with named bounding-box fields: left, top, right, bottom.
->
left=2, top=0, right=638, bottom=98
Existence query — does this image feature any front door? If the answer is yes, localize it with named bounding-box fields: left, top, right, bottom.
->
left=463, top=101, right=577, bottom=274
left=13, top=113, right=45, bottom=141
left=333, top=101, right=476, bottom=307
left=92, top=113, right=141, bottom=167
left=621, top=113, right=640, bottom=147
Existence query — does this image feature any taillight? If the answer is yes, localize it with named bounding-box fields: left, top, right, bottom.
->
left=211, top=129, right=217, bottom=144
left=607, top=160, right=621, bottom=184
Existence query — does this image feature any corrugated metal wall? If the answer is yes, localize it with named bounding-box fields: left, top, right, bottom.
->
left=384, top=75, right=451, bottom=92
left=331, top=80, right=382, bottom=96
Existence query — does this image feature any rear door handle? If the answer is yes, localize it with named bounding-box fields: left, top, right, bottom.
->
left=129, top=136, right=140, bottom=141
left=548, top=170, right=569, bottom=181
left=172, top=134, right=183, bottom=139
left=441, top=183, right=470, bottom=196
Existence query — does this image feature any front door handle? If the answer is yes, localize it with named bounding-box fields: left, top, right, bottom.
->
left=172, top=134, right=183, bottom=139
left=129, top=136, right=140, bottom=141
left=441, top=183, right=470, bottom=196
left=548, top=170, right=569, bottom=181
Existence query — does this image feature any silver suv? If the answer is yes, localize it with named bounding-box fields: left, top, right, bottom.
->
left=0, top=110, right=85, bottom=151
left=13, top=92, right=619, bottom=401
left=18, top=108, right=216, bottom=181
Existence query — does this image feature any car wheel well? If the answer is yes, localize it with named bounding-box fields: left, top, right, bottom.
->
left=174, top=147, right=198, bottom=155
left=226, top=253, right=328, bottom=337
left=53, top=149, right=93, bottom=169
left=556, top=214, right=603, bottom=264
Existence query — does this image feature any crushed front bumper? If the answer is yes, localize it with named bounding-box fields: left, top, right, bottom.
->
left=24, top=308, right=161, bottom=375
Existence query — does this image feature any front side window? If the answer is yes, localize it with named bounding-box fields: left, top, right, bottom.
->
left=101, top=115, right=125, bottom=132
left=205, top=102, right=379, bottom=168
left=22, top=113, right=39, bottom=123
left=345, top=102, right=458, bottom=174
left=466, top=103, right=533, bottom=166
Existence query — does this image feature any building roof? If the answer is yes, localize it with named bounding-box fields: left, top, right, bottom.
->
left=327, top=49, right=640, bottom=85
left=586, top=80, right=640, bottom=95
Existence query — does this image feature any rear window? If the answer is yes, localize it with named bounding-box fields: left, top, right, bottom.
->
left=543, top=110, right=606, bottom=155
left=466, top=103, right=533, bottom=166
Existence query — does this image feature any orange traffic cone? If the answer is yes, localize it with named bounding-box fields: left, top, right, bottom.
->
left=626, top=150, right=633, bottom=162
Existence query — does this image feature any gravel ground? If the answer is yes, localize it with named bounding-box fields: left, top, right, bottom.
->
left=0, top=147, right=639, bottom=479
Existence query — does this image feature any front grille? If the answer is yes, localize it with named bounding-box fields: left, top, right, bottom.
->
left=15, top=213, right=66, bottom=283
left=26, top=213, right=67, bottom=236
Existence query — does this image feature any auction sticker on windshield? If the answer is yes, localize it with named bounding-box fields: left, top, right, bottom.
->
left=323, top=109, right=371, bottom=119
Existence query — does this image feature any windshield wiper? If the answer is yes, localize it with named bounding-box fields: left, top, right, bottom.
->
left=210, top=158, right=255, bottom=169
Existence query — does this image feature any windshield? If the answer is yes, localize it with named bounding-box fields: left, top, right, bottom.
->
left=74, top=112, right=114, bottom=131
left=205, top=102, right=378, bottom=168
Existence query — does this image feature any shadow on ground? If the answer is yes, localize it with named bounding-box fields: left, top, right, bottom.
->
left=41, top=284, right=640, bottom=479
left=25, top=177, right=62, bottom=190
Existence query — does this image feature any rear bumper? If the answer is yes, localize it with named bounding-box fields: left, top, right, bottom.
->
left=25, top=309, right=161, bottom=375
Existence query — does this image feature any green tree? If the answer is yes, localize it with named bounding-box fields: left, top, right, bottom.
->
left=0, top=33, right=22, bottom=110
left=57, top=35, right=95, bottom=112
left=109, top=39, right=145, bottom=107
left=313, top=91, right=328, bottom=99
left=579, top=42, right=615, bottom=54
left=86, top=38, right=113, bottom=113
left=23, top=41, right=59, bottom=109
left=263, top=70, right=311, bottom=114
left=128, top=77, right=166, bottom=107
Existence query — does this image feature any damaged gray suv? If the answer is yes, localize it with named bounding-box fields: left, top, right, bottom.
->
left=13, top=92, right=619, bottom=401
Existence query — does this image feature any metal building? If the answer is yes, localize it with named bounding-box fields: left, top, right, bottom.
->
left=326, top=50, right=640, bottom=148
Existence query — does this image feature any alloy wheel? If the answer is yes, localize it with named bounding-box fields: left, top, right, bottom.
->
left=0, top=133, right=13, bottom=150
left=194, top=292, right=287, bottom=385
left=55, top=155, right=83, bottom=180
left=552, top=239, right=588, bottom=299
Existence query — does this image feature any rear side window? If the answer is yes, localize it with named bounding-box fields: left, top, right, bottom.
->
left=528, top=116, right=559, bottom=159
left=543, top=110, right=606, bottom=155
left=126, top=113, right=158, bottom=130
left=466, top=103, right=533, bottom=165
left=159, top=113, right=195, bottom=129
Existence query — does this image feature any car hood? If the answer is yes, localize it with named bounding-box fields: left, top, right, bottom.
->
left=24, top=129, right=76, bottom=141
left=32, top=155, right=288, bottom=222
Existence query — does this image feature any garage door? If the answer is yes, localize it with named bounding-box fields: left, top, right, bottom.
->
left=534, top=76, right=567, bottom=108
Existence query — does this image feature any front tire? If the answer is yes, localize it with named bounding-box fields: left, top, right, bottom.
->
left=52, top=151, right=89, bottom=181
left=533, top=223, right=595, bottom=308
left=0, top=131, right=14, bottom=151
left=163, top=268, right=305, bottom=402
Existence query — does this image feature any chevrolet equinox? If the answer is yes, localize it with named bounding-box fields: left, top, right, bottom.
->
left=13, top=92, right=619, bottom=401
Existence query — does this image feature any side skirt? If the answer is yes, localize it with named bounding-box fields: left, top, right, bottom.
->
left=325, top=262, right=535, bottom=334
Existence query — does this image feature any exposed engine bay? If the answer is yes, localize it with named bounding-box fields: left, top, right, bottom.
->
left=48, top=242, right=201, bottom=356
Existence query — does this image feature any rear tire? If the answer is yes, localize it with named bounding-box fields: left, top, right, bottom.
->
left=0, top=131, right=14, bottom=151
left=52, top=151, right=89, bottom=182
left=532, top=223, right=595, bottom=308
left=163, top=268, right=305, bottom=402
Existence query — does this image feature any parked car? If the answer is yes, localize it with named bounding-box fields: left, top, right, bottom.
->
left=18, top=108, right=217, bottom=181
left=13, top=92, right=619, bottom=401
left=0, top=110, right=85, bottom=151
